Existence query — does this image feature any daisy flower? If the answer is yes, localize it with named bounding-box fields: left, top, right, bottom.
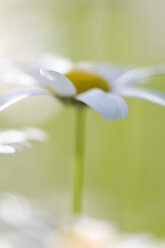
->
left=0, top=127, right=47, bottom=155
left=0, top=55, right=165, bottom=215
left=0, top=193, right=164, bottom=248
left=48, top=216, right=165, bottom=248
left=0, top=55, right=165, bottom=121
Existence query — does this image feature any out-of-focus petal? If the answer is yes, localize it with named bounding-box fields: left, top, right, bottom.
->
left=0, top=127, right=48, bottom=145
left=0, top=88, right=50, bottom=112
left=40, top=70, right=77, bottom=97
left=118, top=86, right=165, bottom=106
left=113, top=64, right=165, bottom=88
left=76, top=89, right=128, bottom=121
left=0, top=193, right=32, bottom=225
left=0, top=127, right=48, bottom=155
left=35, top=54, right=73, bottom=74
left=0, top=59, right=38, bottom=88
left=76, top=62, right=130, bottom=86
left=0, top=145, right=16, bottom=155
left=0, top=70, right=38, bottom=87
left=22, top=127, right=48, bottom=142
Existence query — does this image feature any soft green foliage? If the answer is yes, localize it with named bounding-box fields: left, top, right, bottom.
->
left=0, top=0, right=165, bottom=237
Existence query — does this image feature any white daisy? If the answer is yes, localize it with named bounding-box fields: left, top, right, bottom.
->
left=0, top=193, right=164, bottom=248
left=48, top=216, right=165, bottom=248
left=0, top=55, right=165, bottom=121
left=0, top=127, right=47, bottom=155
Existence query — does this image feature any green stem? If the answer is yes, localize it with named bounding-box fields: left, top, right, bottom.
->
left=72, top=106, right=86, bottom=214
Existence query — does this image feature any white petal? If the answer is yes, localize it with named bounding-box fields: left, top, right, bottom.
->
left=76, top=89, right=128, bottom=121
left=0, top=127, right=47, bottom=144
left=118, top=86, right=165, bottom=106
left=76, top=62, right=130, bottom=86
left=0, top=69, right=38, bottom=87
left=0, top=145, right=16, bottom=155
left=0, top=127, right=48, bottom=155
left=0, top=59, right=39, bottom=88
left=0, top=130, right=25, bottom=144
left=40, top=69, right=76, bottom=97
left=22, top=127, right=48, bottom=142
left=35, top=54, right=73, bottom=73
left=113, top=64, right=165, bottom=88
left=0, top=88, right=50, bottom=112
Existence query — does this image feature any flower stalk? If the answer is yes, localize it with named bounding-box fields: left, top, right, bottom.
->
left=72, top=106, right=86, bottom=214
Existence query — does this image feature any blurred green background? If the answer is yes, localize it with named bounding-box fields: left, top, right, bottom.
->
left=0, top=0, right=165, bottom=237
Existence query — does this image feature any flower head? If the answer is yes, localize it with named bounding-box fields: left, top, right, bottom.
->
left=0, top=193, right=164, bottom=248
left=0, top=55, right=165, bottom=121
left=0, top=127, right=47, bottom=155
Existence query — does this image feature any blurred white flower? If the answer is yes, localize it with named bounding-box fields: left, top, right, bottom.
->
left=48, top=216, right=118, bottom=248
left=0, top=55, right=165, bottom=121
left=0, top=193, right=164, bottom=248
left=0, top=127, right=47, bottom=155
left=46, top=216, right=165, bottom=248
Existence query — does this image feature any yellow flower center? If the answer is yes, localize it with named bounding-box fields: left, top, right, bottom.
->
left=65, top=70, right=110, bottom=94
